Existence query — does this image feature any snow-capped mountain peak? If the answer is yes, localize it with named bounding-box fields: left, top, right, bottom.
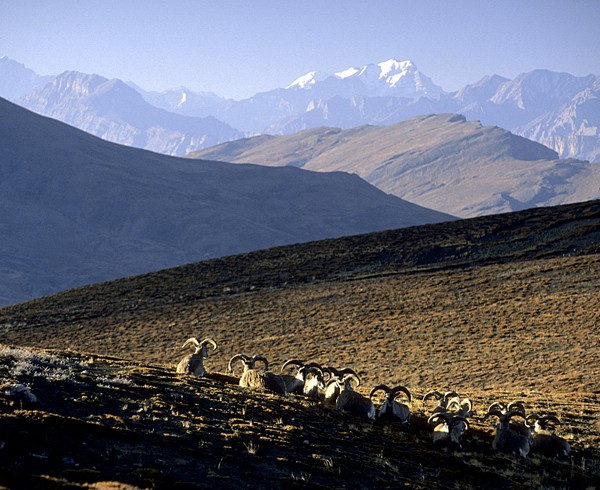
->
left=286, top=70, right=328, bottom=89
left=334, top=66, right=361, bottom=79
left=378, top=58, right=415, bottom=76
left=286, top=58, right=443, bottom=99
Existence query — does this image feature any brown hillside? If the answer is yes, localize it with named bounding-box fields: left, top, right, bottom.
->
left=187, top=114, right=600, bottom=218
left=1, top=199, right=600, bottom=487
left=1, top=198, right=599, bottom=392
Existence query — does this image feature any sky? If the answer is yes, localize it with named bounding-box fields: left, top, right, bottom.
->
left=1, top=0, right=599, bottom=100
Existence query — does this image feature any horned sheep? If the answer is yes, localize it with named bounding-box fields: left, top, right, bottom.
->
left=176, top=337, right=217, bottom=377
left=527, top=413, right=571, bottom=460
left=333, top=373, right=375, bottom=420
left=228, top=354, right=287, bottom=395
left=370, top=384, right=412, bottom=426
left=486, top=405, right=532, bottom=458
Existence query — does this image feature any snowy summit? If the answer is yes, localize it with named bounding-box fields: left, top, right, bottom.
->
left=286, top=58, right=444, bottom=98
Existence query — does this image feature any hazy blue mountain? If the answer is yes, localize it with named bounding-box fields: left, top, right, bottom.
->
left=127, top=82, right=224, bottom=116
left=18, top=71, right=242, bottom=156
left=0, top=56, right=54, bottom=101
left=189, top=114, right=600, bottom=218
left=263, top=69, right=600, bottom=162
left=515, top=75, right=600, bottom=163
left=5, top=56, right=599, bottom=161
left=166, top=58, right=444, bottom=132
left=200, top=64, right=599, bottom=162
left=0, top=97, right=452, bottom=306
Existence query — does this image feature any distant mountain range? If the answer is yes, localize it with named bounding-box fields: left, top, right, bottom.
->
left=2, top=56, right=598, bottom=162
left=18, top=71, right=242, bottom=157
left=0, top=97, right=452, bottom=306
left=189, top=113, right=599, bottom=218
left=0, top=56, right=53, bottom=100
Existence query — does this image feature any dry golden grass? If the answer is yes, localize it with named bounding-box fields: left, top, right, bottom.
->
left=1, top=199, right=599, bottom=487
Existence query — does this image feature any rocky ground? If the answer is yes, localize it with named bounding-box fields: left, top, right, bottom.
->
left=0, top=346, right=598, bottom=489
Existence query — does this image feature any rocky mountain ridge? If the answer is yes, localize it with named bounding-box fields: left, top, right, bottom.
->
left=188, top=113, right=598, bottom=218
left=3, top=56, right=598, bottom=161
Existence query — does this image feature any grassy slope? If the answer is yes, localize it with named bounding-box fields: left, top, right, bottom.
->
left=1, top=199, right=600, bottom=487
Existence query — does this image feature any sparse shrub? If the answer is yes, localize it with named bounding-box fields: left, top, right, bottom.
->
left=0, top=345, right=82, bottom=384
left=244, top=441, right=259, bottom=455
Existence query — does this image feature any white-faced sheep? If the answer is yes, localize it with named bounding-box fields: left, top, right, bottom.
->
left=300, top=365, right=327, bottom=399
left=526, top=413, right=570, bottom=460
left=423, top=390, right=472, bottom=440
left=428, top=412, right=470, bottom=448
left=422, top=390, right=461, bottom=414
left=486, top=406, right=532, bottom=458
left=323, top=366, right=359, bottom=405
left=228, top=354, right=287, bottom=395
left=369, top=384, right=412, bottom=426
left=176, top=337, right=217, bottom=377
left=332, top=373, right=375, bottom=420
left=280, top=359, right=308, bottom=394
left=280, top=360, right=325, bottom=396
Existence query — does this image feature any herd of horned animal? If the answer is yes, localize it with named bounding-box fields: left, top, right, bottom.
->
left=177, top=337, right=571, bottom=461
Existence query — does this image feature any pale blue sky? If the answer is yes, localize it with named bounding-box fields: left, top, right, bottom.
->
left=1, top=0, right=599, bottom=99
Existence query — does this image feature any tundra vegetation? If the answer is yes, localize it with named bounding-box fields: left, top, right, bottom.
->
left=1, top=199, right=600, bottom=487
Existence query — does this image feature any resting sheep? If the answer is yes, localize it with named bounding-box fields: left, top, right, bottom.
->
left=228, top=354, right=287, bottom=395
left=280, top=360, right=326, bottom=397
left=486, top=406, right=532, bottom=458
left=301, top=365, right=327, bottom=399
left=323, top=366, right=360, bottom=405
left=428, top=412, right=470, bottom=448
left=422, top=390, right=464, bottom=414
left=176, top=337, right=217, bottom=377
left=370, top=384, right=412, bottom=426
left=527, top=413, right=570, bottom=460
left=332, top=373, right=375, bottom=420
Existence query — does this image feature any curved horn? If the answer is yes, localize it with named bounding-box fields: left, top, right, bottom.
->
left=199, top=338, right=217, bottom=350
left=442, top=391, right=460, bottom=405
left=304, top=361, right=325, bottom=371
left=343, top=373, right=360, bottom=387
left=281, top=359, right=305, bottom=373
left=390, top=385, right=412, bottom=403
left=505, top=410, right=527, bottom=422
left=322, top=366, right=340, bottom=378
left=325, top=377, right=340, bottom=388
left=369, top=384, right=391, bottom=399
left=450, top=416, right=470, bottom=431
left=181, top=337, right=200, bottom=349
left=539, top=415, right=561, bottom=428
left=304, top=366, right=324, bottom=379
left=487, top=401, right=506, bottom=414
left=252, top=355, right=269, bottom=370
left=525, top=412, right=541, bottom=426
left=485, top=409, right=504, bottom=420
left=460, top=398, right=472, bottom=413
left=422, top=390, right=443, bottom=404
left=507, top=401, right=526, bottom=415
left=338, top=367, right=358, bottom=377
left=228, top=354, right=249, bottom=373
left=428, top=412, right=451, bottom=425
